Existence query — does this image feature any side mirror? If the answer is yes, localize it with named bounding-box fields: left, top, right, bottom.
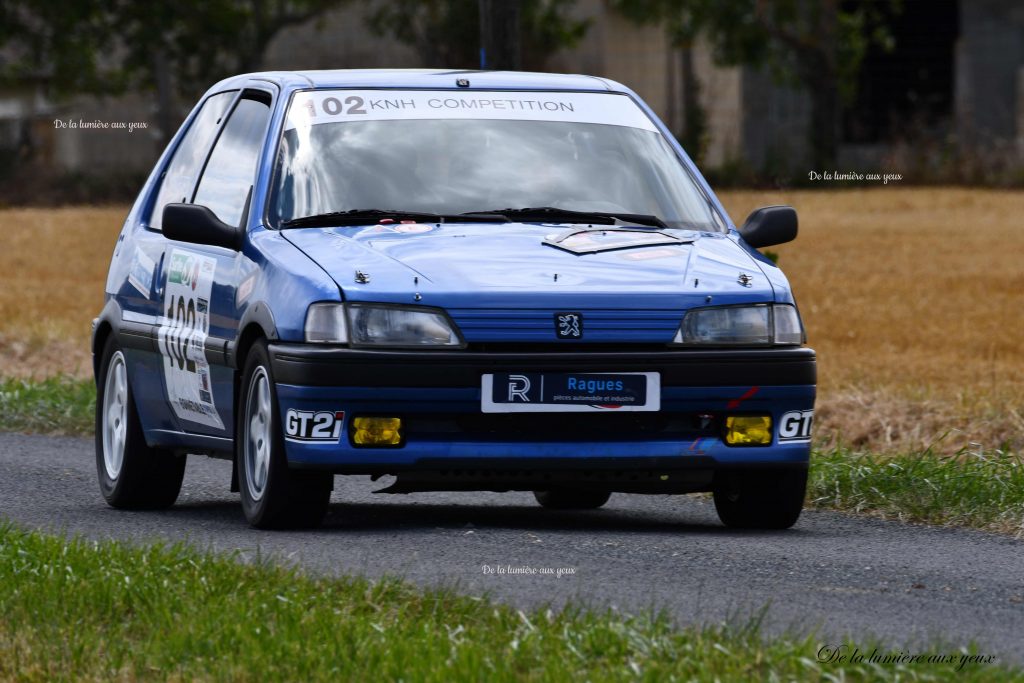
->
left=162, top=203, right=241, bottom=251
left=738, top=205, right=798, bottom=248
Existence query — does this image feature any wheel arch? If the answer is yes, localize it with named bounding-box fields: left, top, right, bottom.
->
left=231, top=301, right=278, bottom=371
left=91, top=298, right=123, bottom=384
left=92, top=320, right=114, bottom=383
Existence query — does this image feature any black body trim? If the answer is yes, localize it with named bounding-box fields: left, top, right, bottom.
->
left=113, top=316, right=232, bottom=366
left=292, top=457, right=809, bottom=493
left=147, top=429, right=234, bottom=455
left=268, top=345, right=816, bottom=387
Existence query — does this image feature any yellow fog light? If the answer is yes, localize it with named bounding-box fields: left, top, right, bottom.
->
left=352, top=417, right=403, bottom=446
left=724, top=416, right=772, bottom=446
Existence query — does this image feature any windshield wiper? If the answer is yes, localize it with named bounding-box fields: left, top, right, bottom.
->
left=281, top=207, right=669, bottom=229
left=465, top=207, right=668, bottom=229
left=281, top=208, right=506, bottom=228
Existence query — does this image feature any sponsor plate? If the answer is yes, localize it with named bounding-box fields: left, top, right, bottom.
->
left=481, top=372, right=660, bottom=413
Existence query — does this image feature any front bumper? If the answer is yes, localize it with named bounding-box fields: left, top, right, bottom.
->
left=268, top=344, right=816, bottom=488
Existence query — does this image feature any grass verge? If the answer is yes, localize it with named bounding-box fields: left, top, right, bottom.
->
left=0, top=375, right=93, bottom=435
left=809, top=445, right=1024, bottom=536
left=0, top=523, right=1016, bottom=681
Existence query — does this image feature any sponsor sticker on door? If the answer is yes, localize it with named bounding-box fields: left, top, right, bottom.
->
left=157, top=249, right=223, bottom=430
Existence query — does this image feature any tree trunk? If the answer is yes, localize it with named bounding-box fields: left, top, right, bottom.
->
left=679, top=43, right=706, bottom=163
left=806, top=70, right=840, bottom=169
left=153, top=45, right=175, bottom=153
left=479, top=0, right=521, bottom=70
left=806, top=1, right=840, bottom=168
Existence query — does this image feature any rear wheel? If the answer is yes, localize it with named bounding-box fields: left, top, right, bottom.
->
left=713, top=468, right=807, bottom=529
left=533, top=489, right=611, bottom=510
left=237, top=340, right=332, bottom=529
left=95, top=337, right=185, bottom=509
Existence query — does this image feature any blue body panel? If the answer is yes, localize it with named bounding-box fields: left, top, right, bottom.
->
left=95, top=69, right=813, bottom=474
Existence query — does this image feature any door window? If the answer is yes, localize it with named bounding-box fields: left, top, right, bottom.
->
left=193, top=95, right=272, bottom=227
left=149, top=91, right=236, bottom=230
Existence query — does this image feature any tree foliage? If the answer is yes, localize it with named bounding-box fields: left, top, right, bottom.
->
left=0, top=0, right=122, bottom=95
left=0, top=0, right=346, bottom=99
left=0, top=0, right=347, bottom=149
left=364, top=0, right=590, bottom=71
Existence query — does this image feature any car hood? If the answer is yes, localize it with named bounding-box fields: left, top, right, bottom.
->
left=282, top=222, right=774, bottom=308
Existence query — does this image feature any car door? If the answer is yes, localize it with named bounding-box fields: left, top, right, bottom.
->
left=156, top=88, right=275, bottom=441
left=122, top=89, right=237, bottom=436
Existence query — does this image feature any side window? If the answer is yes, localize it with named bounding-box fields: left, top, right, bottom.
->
left=149, top=91, right=236, bottom=230
left=193, top=95, right=272, bottom=227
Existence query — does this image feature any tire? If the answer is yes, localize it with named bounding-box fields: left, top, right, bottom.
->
left=533, top=489, right=611, bottom=510
left=237, top=339, right=332, bottom=529
left=713, top=467, right=807, bottom=529
left=95, top=337, right=185, bottom=509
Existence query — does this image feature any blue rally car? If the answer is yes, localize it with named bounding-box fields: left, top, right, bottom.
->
left=94, top=69, right=815, bottom=529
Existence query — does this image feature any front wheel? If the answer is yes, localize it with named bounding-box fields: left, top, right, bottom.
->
left=237, top=340, right=332, bottom=529
left=713, top=468, right=807, bottom=529
left=533, top=489, right=611, bottom=510
left=95, top=337, right=185, bottom=509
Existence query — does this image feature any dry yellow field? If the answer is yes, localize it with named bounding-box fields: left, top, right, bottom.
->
left=0, top=206, right=122, bottom=379
left=1, top=188, right=1021, bottom=451
left=721, top=188, right=1024, bottom=451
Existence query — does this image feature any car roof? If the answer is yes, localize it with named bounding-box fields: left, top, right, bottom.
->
left=207, top=69, right=626, bottom=95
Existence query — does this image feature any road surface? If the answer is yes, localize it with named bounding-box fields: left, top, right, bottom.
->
left=2, top=433, right=1022, bottom=665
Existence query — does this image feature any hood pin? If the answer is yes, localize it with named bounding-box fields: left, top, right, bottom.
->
left=355, top=270, right=371, bottom=284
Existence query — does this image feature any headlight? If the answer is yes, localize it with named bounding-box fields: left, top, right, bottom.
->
left=672, top=304, right=803, bottom=346
left=304, top=303, right=464, bottom=348
left=772, top=305, right=804, bottom=345
left=304, top=303, right=348, bottom=343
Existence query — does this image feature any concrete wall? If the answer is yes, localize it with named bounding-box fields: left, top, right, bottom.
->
left=692, top=37, right=743, bottom=168
left=546, top=3, right=748, bottom=168
left=546, top=0, right=683, bottom=131
left=955, top=0, right=1024, bottom=144
left=263, top=0, right=419, bottom=70
left=740, top=68, right=810, bottom=173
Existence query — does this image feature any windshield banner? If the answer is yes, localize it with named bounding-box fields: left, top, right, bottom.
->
left=285, top=90, right=658, bottom=132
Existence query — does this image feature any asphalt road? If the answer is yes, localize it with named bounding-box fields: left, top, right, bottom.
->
left=3, top=432, right=1023, bottom=666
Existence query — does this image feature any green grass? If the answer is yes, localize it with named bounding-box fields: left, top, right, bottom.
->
left=1, top=376, right=1023, bottom=536
left=0, top=375, right=94, bottom=435
left=0, top=523, right=1016, bottom=682
left=808, top=445, right=1024, bottom=535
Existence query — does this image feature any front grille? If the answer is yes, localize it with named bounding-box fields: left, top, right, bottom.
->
left=465, top=342, right=673, bottom=353
left=448, top=308, right=681, bottom=343
left=403, top=411, right=718, bottom=441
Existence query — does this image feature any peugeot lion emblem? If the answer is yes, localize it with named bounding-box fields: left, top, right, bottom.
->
left=555, top=312, right=583, bottom=339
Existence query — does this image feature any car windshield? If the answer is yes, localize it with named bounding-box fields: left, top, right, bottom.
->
left=270, top=89, right=722, bottom=230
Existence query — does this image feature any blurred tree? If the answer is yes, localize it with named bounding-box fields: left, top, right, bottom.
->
left=0, top=0, right=348, bottom=148
left=613, top=0, right=899, bottom=168
left=115, top=0, right=349, bottom=145
left=0, top=0, right=123, bottom=96
left=479, top=0, right=522, bottom=70
left=365, top=0, right=589, bottom=71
